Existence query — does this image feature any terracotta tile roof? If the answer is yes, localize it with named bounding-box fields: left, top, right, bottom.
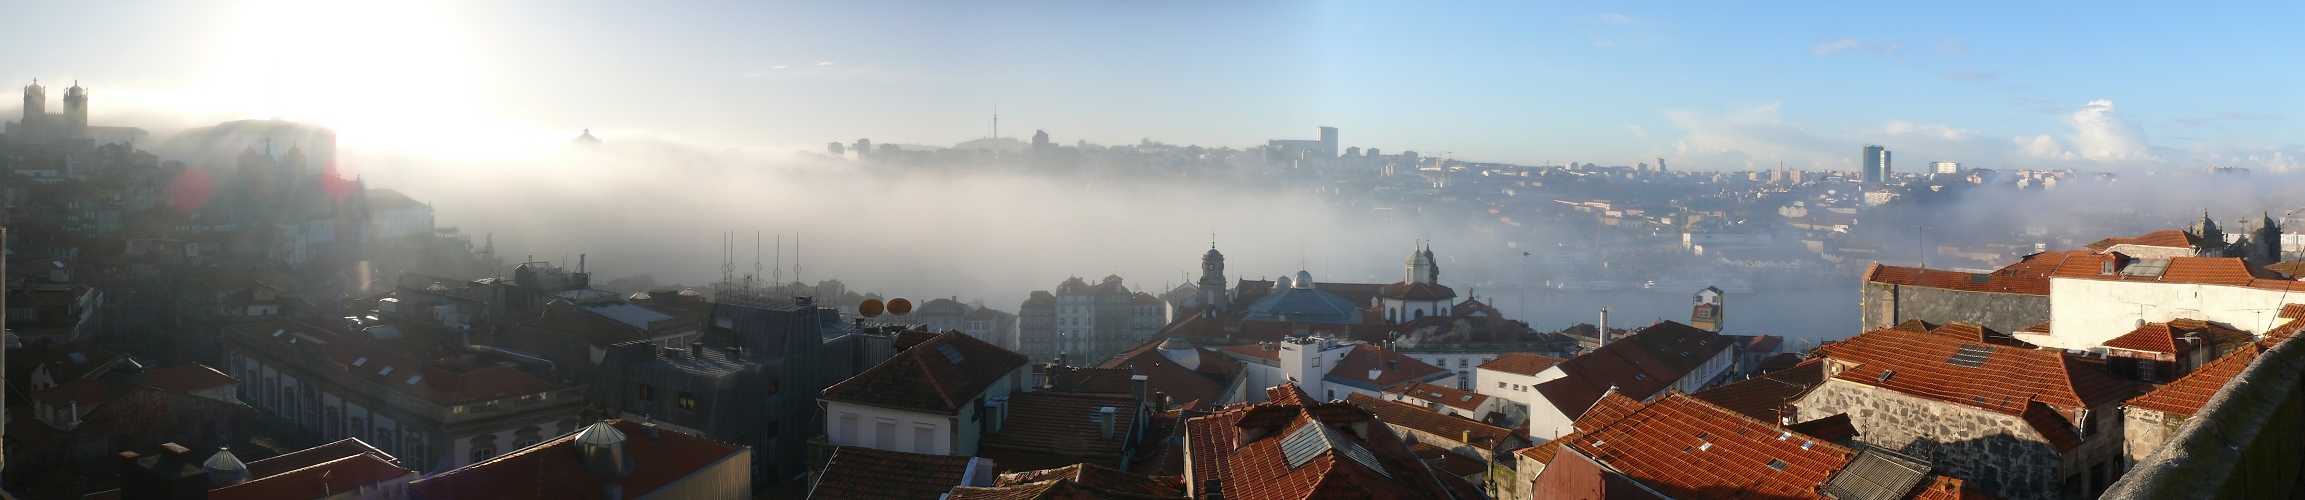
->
left=2125, top=343, right=2265, bottom=417
left=2018, top=400, right=2084, bottom=451
left=1519, top=435, right=1571, bottom=465
left=2283, top=303, right=2305, bottom=319
left=1923, top=322, right=2038, bottom=349
left=1534, top=321, right=1733, bottom=419
left=2266, top=318, right=2305, bottom=345
left=1576, top=391, right=1647, bottom=433
left=237, top=318, right=564, bottom=406
left=2100, top=319, right=2249, bottom=355
left=1376, top=281, right=1457, bottom=301
left=1567, top=393, right=1857, bottom=500
left=1045, top=367, right=1139, bottom=395
left=1409, top=442, right=1489, bottom=477
left=2086, top=230, right=2198, bottom=250
left=1905, top=475, right=1995, bottom=500
left=1891, top=319, right=1938, bottom=332
left=209, top=453, right=414, bottom=500
left=820, top=330, right=1031, bottom=414
left=1821, top=328, right=2133, bottom=416
left=1477, top=352, right=1567, bottom=376
left=990, top=463, right=1185, bottom=498
left=1346, top=393, right=1520, bottom=451
left=977, top=392, right=1139, bottom=471
left=1095, top=344, right=1232, bottom=411
left=243, top=438, right=394, bottom=479
left=141, top=364, right=240, bottom=394
left=1861, top=250, right=2103, bottom=296
left=1381, top=380, right=1490, bottom=412
left=1692, top=359, right=1826, bottom=422
left=945, top=480, right=1105, bottom=500
left=1182, top=382, right=1451, bottom=500
left=32, top=377, right=112, bottom=407
left=807, top=446, right=980, bottom=500
left=408, top=420, right=747, bottom=499
left=1324, top=343, right=1455, bottom=391
left=894, top=329, right=941, bottom=351
left=2049, top=255, right=2305, bottom=292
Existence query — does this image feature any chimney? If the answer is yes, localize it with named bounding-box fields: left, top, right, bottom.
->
left=690, top=342, right=704, bottom=359
left=1099, top=406, right=1118, bottom=440
left=1132, top=375, right=1149, bottom=404
left=1154, top=391, right=1169, bottom=411
left=641, top=422, right=660, bottom=439
left=1599, top=307, right=1612, bottom=344
left=1461, top=429, right=1472, bottom=444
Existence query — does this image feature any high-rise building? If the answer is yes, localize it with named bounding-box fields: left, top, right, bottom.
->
left=1932, top=161, right=1961, bottom=174
left=1861, top=144, right=1892, bottom=183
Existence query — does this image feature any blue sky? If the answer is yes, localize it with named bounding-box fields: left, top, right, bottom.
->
left=5, top=0, right=2300, bottom=171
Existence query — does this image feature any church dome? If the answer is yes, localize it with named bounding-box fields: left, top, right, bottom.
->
left=204, top=447, right=251, bottom=487
left=1293, top=271, right=1314, bottom=289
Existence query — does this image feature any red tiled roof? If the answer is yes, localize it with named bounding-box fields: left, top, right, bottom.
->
left=210, top=454, right=414, bottom=500
left=142, top=364, right=240, bottom=394
left=2282, top=303, right=2305, bottom=319
left=1923, top=322, right=2038, bottom=349
left=239, top=318, right=563, bottom=406
left=1477, top=352, right=1567, bottom=376
left=1820, top=328, right=2133, bottom=416
left=2126, top=343, right=2265, bottom=417
left=408, top=420, right=746, bottom=499
left=1861, top=250, right=2103, bottom=296
left=977, top=392, right=1139, bottom=471
left=2100, top=319, right=2249, bottom=355
left=992, top=463, right=1185, bottom=498
left=1347, top=393, right=1520, bottom=451
left=807, top=446, right=979, bottom=500
left=2018, top=400, right=2084, bottom=451
left=1046, top=367, right=1139, bottom=395
left=1183, top=382, right=1451, bottom=500
left=820, top=330, right=1031, bottom=415
left=1905, top=475, right=1996, bottom=500
left=1381, top=380, right=1490, bottom=412
left=1576, top=391, right=1647, bottom=434
left=1377, top=281, right=1457, bottom=301
left=2087, top=230, right=2196, bottom=250
left=1568, top=393, right=1856, bottom=500
left=1692, top=359, right=1826, bottom=422
left=2048, top=255, right=2305, bottom=292
left=1095, top=344, right=1232, bottom=411
left=243, top=438, right=393, bottom=479
left=1535, top=321, right=1733, bottom=419
left=1409, top=442, right=1488, bottom=478
left=32, top=377, right=110, bottom=407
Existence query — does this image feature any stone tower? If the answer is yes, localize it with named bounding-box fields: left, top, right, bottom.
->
left=62, top=81, right=87, bottom=135
left=1404, top=242, right=1440, bottom=284
left=1197, top=244, right=1228, bottom=311
left=21, top=80, right=44, bottom=122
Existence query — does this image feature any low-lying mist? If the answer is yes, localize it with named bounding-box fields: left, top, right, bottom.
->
left=345, top=139, right=1469, bottom=310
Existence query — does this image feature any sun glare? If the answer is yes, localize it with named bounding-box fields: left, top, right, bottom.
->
left=200, top=0, right=551, bottom=163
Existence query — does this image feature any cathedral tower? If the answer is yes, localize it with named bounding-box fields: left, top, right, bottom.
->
left=21, top=80, right=45, bottom=122
left=1197, top=245, right=1228, bottom=311
left=62, top=82, right=87, bottom=135
left=1404, top=242, right=1440, bottom=284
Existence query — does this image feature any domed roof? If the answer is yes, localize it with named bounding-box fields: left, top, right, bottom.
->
left=1241, top=285, right=1361, bottom=324
left=629, top=291, right=653, bottom=301
left=677, top=288, right=702, bottom=297
left=1293, top=271, right=1314, bottom=289
left=203, top=447, right=247, bottom=472
left=1205, top=247, right=1223, bottom=258
left=1158, top=338, right=1194, bottom=350
left=574, top=420, right=627, bottom=446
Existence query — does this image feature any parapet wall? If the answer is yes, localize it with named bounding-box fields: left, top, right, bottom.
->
left=2103, top=335, right=2305, bottom=499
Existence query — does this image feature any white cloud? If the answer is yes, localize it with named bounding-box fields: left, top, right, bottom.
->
left=2063, top=100, right=2153, bottom=162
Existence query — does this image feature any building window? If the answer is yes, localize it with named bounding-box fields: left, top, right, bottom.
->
left=913, top=425, right=935, bottom=454
left=1498, top=382, right=1506, bottom=389
left=471, top=446, right=495, bottom=463
left=678, top=392, right=698, bottom=410
left=638, top=384, right=655, bottom=401
left=840, top=414, right=860, bottom=444
left=875, top=420, right=897, bottom=449
left=2136, top=358, right=2156, bottom=382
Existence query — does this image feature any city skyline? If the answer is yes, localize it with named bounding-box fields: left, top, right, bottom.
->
left=1, top=0, right=2299, bottom=172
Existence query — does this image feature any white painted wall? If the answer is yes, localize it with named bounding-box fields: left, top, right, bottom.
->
left=2042, top=278, right=2295, bottom=350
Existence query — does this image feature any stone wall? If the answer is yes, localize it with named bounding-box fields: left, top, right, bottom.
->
left=1797, top=379, right=2119, bottom=500
left=1860, top=282, right=2049, bottom=335
left=2104, top=332, right=2305, bottom=500
left=2119, top=409, right=2182, bottom=466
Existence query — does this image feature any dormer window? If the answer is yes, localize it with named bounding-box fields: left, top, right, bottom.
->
left=679, top=392, right=698, bottom=410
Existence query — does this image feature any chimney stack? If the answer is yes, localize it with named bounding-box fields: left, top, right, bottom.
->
left=1099, top=407, right=1118, bottom=440
left=1599, top=307, right=1612, bottom=344
left=690, top=342, right=704, bottom=359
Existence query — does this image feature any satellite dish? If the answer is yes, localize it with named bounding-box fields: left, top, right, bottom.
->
left=859, top=299, right=885, bottom=318
left=888, top=297, right=913, bottom=316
